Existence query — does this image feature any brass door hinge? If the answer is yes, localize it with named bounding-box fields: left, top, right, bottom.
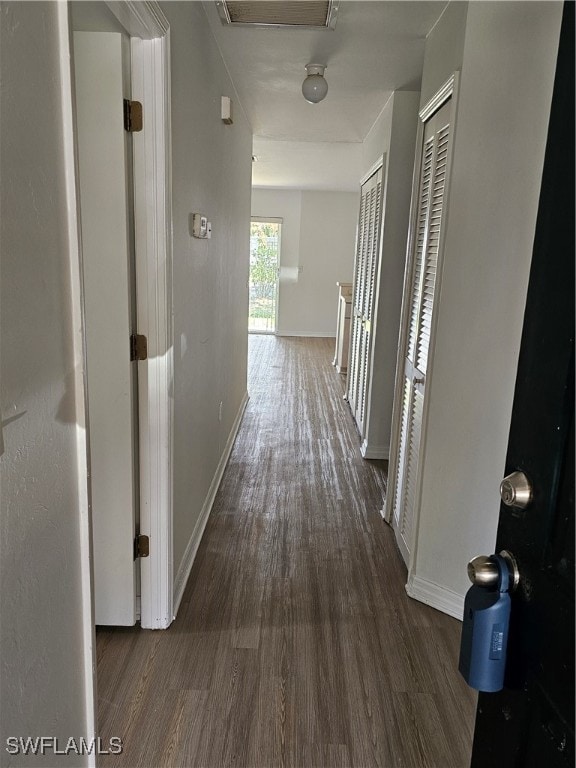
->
left=124, top=99, right=143, bottom=132
left=130, top=333, right=148, bottom=362
left=134, top=534, right=150, bottom=560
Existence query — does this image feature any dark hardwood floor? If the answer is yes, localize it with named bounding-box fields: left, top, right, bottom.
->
left=96, top=335, right=476, bottom=768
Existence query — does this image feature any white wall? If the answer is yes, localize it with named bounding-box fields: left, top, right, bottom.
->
left=1, top=2, right=94, bottom=762
left=165, top=3, right=253, bottom=589
left=251, top=188, right=359, bottom=337
left=251, top=188, right=302, bottom=334
left=362, top=96, right=393, bottom=175
left=252, top=138, right=363, bottom=191
left=420, top=1, right=468, bottom=108
left=408, top=1, right=563, bottom=614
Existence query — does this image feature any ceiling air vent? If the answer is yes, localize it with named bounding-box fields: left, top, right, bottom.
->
left=216, top=1, right=339, bottom=29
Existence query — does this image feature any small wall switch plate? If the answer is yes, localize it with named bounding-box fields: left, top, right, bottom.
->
left=192, top=213, right=208, bottom=238
left=221, top=96, right=233, bottom=125
left=206, top=222, right=212, bottom=239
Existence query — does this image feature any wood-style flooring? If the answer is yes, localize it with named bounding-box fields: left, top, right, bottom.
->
left=96, top=335, right=477, bottom=768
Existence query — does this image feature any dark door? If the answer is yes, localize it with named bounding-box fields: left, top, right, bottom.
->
left=470, top=4, right=574, bottom=766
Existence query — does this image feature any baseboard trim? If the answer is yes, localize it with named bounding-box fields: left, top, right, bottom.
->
left=276, top=331, right=336, bottom=338
left=360, top=440, right=390, bottom=460
left=172, top=391, right=249, bottom=617
left=406, top=574, right=464, bottom=620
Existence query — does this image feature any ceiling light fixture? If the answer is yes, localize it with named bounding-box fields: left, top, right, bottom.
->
left=302, top=64, right=328, bottom=104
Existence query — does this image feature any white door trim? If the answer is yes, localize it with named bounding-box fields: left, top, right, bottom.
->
left=359, top=154, right=384, bottom=186
left=106, top=2, right=174, bottom=629
left=383, top=73, right=460, bottom=575
left=57, top=4, right=97, bottom=760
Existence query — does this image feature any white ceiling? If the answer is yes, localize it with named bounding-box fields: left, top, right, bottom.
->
left=203, top=1, right=447, bottom=189
left=252, top=137, right=364, bottom=191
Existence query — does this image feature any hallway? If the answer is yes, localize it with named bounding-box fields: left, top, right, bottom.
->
left=96, top=336, right=476, bottom=768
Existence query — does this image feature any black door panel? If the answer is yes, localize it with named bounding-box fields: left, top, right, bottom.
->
left=470, top=3, right=574, bottom=766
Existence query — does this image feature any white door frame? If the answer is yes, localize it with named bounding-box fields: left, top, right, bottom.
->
left=58, top=0, right=172, bottom=752
left=383, top=74, right=460, bottom=574
left=69, top=0, right=173, bottom=630
left=105, top=1, right=174, bottom=630
left=58, top=3, right=97, bottom=756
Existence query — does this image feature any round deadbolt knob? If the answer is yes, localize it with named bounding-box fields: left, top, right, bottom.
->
left=500, top=471, right=533, bottom=509
left=466, top=551, right=520, bottom=591
left=467, top=555, right=499, bottom=587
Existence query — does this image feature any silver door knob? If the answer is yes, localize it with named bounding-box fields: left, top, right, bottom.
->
left=467, top=555, right=499, bottom=587
left=467, top=551, right=520, bottom=591
left=500, top=471, right=533, bottom=509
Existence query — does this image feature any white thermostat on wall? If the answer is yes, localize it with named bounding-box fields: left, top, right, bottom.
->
left=192, top=213, right=209, bottom=239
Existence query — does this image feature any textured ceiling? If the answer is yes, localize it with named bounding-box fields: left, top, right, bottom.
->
left=203, top=0, right=447, bottom=188
left=252, top=137, right=364, bottom=191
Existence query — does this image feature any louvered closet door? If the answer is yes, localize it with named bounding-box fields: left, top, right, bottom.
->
left=392, top=98, right=452, bottom=564
left=347, top=166, right=383, bottom=436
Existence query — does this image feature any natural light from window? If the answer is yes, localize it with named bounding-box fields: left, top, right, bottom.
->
left=248, top=219, right=281, bottom=334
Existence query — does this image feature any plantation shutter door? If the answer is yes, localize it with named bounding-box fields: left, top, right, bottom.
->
left=347, top=189, right=368, bottom=416
left=391, top=98, right=451, bottom=564
left=356, top=175, right=383, bottom=434
left=347, top=166, right=383, bottom=436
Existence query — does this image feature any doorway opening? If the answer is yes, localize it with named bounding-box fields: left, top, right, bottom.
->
left=248, top=218, right=281, bottom=334
left=73, top=26, right=140, bottom=627
left=70, top=0, right=173, bottom=634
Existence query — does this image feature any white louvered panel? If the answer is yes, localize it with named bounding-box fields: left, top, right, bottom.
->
left=407, top=137, right=434, bottom=365
left=348, top=327, right=357, bottom=407
left=357, top=324, right=369, bottom=427
left=356, top=196, right=370, bottom=334
left=356, top=189, right=369, bottom=304
left=348, top=316, right=360, bottom=412
left=392, top=96, right=453, bottom=566
left=358, top=182, right=382, bottom=429
left=349, top=308, right=363, bottom=413
left=366, top=181, right=382, bottom=322
left=399, top=388, right=424, bottom=548
left=352, top=193, right=367, bottom=314
left=360, top=186, right=371, bottom=288
left=348, top=165, right=383, bottom=436
left=357, top=177, right=382, bottom=432
left=348, top=189, right=368, bottom=414
left=360, top=318, right=371, bottom=426
left=354, top=188, right=374, bottom=424
left=392, top=377, right=412, bottom=529
left=352, top=206, right=364, bottom=288
left=362, top=186, right=377, bottom=318
left=416, top=124, right=450, bottom=374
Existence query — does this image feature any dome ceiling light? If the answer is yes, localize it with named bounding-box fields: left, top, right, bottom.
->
left=302, top=64, right=328, bottom=104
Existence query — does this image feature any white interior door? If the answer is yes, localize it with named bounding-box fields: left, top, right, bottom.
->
left=74, top=32, right=138, bottom=625
left=391, top=98, right=452, bottom=564
left=347, top=166, right=383, bottom=436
